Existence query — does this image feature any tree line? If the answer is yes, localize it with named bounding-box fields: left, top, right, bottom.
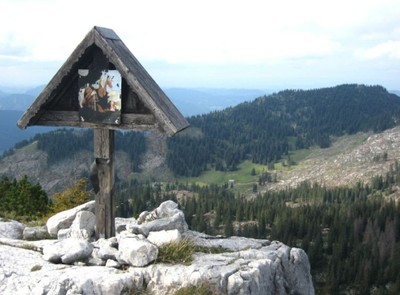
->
left=115, top=161, right=400, bottom=294
left=1, top=160, right=400, bottom=293
left=3, top=84, right=400, bottom=180
left=1, top=129, right=146, bottom=172
left=167, top=84, right=400, bottom=176
left=0, top=176, right=50, bottom=221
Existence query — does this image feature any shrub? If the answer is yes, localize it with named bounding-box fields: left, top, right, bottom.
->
left=0, top=176, right=50, bottom=221
left=156, top=239, right=231, bottom=265
left=156, top=239, right=194, bottom=265
left=51, top=178, right=92, bottom=214
left=174, top=284, right=217, bottom=295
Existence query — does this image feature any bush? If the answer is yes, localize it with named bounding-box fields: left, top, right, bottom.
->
left=156, top=239, right=194, bottom=265
left=0, top=176, right=50, bottom=221
left=156, top=239, right=230, bottom=265
left=174, top=284, right=217, bottom=295
left=51, top=178, right=92, bottom=214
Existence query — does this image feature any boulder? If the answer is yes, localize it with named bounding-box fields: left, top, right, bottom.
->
left=22, top=226, right=49, bottom=240
left=147, top=229, right=182, bottom=246
left=115, top=217, right=137, bottom=233
left=139, top=211, right=187, bottom=236
left=105, top=259, right=121, bottom=268
left=95, top=238, right=119, bottom=261
left=155, top=200, right=182, bottom=218
left=56, top=210, right=96, bottom=241
left=0, top=231, right=314, bottom=295
left=117, top=235, right=158, bottom=267
left=0, top=218, right=25, bottom=239
left=57, top=228, right=70, bottom=240
left=0, top=201, right=315, bottom=294
left=141, top=242, right=314, bottom=295
left=184, top=230, right=270, bottom=251
left=46, top=200, right=95, bottom=238
left=128, top=201, right=188, bottom=236
left=0, top=244, right=142, bottom=295
left=42, top=238, right=93, bottom=264
left=87, top=248, right=105, bottom=266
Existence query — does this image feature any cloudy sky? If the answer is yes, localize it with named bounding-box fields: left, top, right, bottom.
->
left=1, top=0, right=400, bottom=91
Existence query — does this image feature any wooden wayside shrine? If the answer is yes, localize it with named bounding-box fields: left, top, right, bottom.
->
left=18, top=26, right=189, bottom=239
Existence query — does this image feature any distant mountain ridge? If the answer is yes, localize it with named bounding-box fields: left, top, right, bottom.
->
left=1, top=83, right=400, bottom=196
left=164, top=88, right=268, bottom=116
left=167, top=84, right=400, bottom=176
left=0, top=85, right=267, bottom=113
left=0, top=110, right=56, bottom=154
left=0, top=87, right=266, bottom=154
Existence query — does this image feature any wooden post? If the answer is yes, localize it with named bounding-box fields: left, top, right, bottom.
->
left=94, top=128, right=115, bottom=239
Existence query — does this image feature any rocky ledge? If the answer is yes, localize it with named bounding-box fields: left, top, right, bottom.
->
left=0, top=201, right=314, bottom=295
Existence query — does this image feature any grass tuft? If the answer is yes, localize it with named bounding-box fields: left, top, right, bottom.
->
left=156, top=239, right=231, bottom=265
left=174, top=284, right=217, bottom=295
left=156, top=239, right=194, bottom=265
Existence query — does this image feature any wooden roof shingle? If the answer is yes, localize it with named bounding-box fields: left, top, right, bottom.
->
left=17, top=26, right=189, bottom=135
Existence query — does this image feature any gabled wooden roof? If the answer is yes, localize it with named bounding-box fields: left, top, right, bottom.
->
left=17, top=26, right=189, bottom=135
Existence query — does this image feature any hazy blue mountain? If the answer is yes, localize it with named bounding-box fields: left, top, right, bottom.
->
left=25, top=85, right=46, bottom=97
left=0, top=86, right=268, bottom=153
left=0, top=85, right=268, bottom=115
left=390, top=90, right=400, bottom=97
left=0, top=110, right=56, bottom=154
left=0, top=93, right=35, bottom=111
left=165, top=88, right=269, bottom=116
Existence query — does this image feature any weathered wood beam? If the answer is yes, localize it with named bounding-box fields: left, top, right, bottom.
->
left=17, top=30, right=95, bottom=129
left=33, top=111, right=158, bottom=130
left=94, top=129, right=115, bottom=239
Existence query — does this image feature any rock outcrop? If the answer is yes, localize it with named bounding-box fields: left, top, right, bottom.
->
left=46, top=201, right=95, bottom=238
left=0, top=200, right=315, bottom=295
left=0, top=218, right=25, bottom=239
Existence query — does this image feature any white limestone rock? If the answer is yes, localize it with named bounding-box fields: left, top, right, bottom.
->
left=42, top=237, right=93, bottom=264
left=129, top=201, right=188, bottom=237
left=46, top=200, right=95, bottom=238
left=184, top=230, right=270, bottom=251
left=106, top=259, right=121, bottom=268
left=117, top=235, right=158, bottom=267
left=0, top=235, right=314, bottom=295
left=139, top=211, right=187, bottom=236
left=0, top=218, right=25, bottom=239
left=0, top=243, right=143, bottom=295
left=156, top=200, right=181, bottom=218
left=115, top=217, right=137, bottom=233
left=69, top=210, right=96, bottom=240
left=56, top=228, right=70, bottom=240
left=147, top=229, right=182, bottom=246
left=139, top=241, right=314, bottom=295
left=0, top=201, right=315, bottom=295
left=22, top=226, right=49, bottom=240
left=87, top=248, right=105, bottom=266
left=95, top=238, right=119, bottom=261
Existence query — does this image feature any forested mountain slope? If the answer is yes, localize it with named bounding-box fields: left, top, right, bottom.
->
left=0, top=129, right=146, bottom=194
left=2, top=84, right=400, bottom=294
left=167, top=84, right=400, bottom=176
left=2, top=84, right=400, bottom=193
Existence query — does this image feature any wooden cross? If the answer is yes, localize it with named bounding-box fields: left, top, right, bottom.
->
left=17, top=27, right=189, bottom=239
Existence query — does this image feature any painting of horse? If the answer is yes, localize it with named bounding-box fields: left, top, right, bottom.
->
left=78, top=69, right=122, bottom=124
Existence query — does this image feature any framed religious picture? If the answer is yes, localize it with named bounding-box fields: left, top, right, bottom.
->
left=78, top=69, right=122, bottom=125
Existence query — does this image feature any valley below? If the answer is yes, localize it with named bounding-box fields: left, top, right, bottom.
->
left=268, top=125, right=400, bottom=192
left=2, top=84, right=400, bottom=293
left=2, top=125, right=400, bottom=198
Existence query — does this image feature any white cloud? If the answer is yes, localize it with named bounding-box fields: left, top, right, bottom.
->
left=1, top=0, right=400, bottom=89
left=357, top=41, right=400, bottom=60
